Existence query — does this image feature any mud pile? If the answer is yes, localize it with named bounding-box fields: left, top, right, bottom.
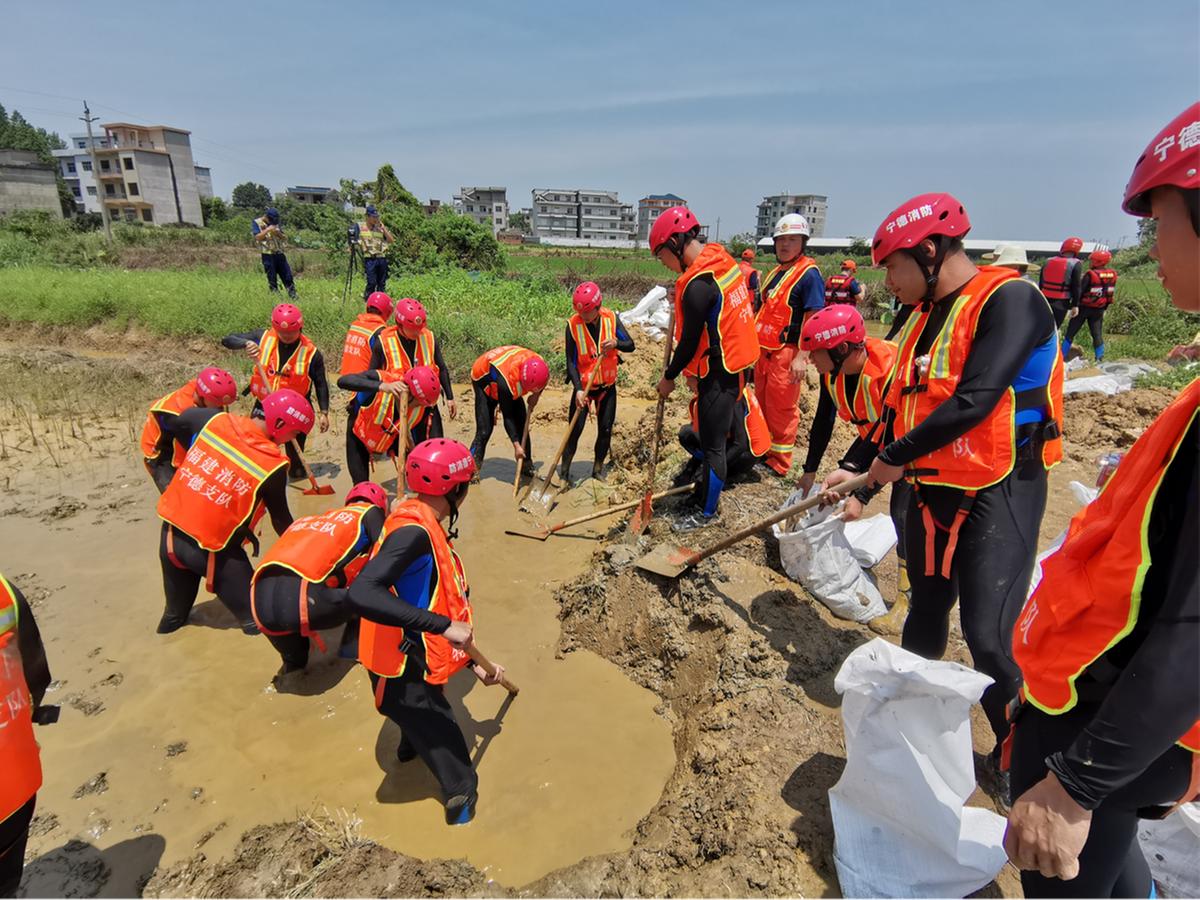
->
left=1061, top=386, right=1176, bottom=450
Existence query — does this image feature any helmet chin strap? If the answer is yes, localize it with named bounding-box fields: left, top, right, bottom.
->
left=445, top=483, right=467, bottom=539
left=904, top=235, right=952, bottom=307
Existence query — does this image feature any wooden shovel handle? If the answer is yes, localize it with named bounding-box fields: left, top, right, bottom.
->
left=512, top=414, right=533, bottom=498
left=394, top=389, right=409, bottom=496
left=549, top=484, right=693, bottom=534
left=467, top=642, right=519, bottom=695
left=534, top=359, right=601, bottom=497
left=254, top=361, right=322, bottom=489
left=642, top=300, right=677, bottom=493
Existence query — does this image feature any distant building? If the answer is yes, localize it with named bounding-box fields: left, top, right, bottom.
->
left=0, top=150, right=63, bottom=218
left=52, top=133, right=111, bottom=214
left=531, top=188, right=636, bottom=245
left=637, top=193, right=686, bottom=243
left=453, top=186, right=508, bottom=234
left=755, top=193, right=828, bottom=239
left=424, top=198, right=443, bottom=216
left=286, top=185, right=337, bottom=204
left=194, top=166, right=213, bottom=200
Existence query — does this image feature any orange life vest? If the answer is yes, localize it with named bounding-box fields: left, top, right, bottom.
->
left=1039, top=255, right=1080, bottom=302
left=358, top=499, right=473, bottom=684
left=0, top=572, right=43, bottom=824
left=824, top=272, right=858, bottom=305
left=737, top=260, right=757, bottom=289
left=756, top=257, right=818, bottom=352
left=741, top=384, right=771, bottom=457
left=252, top=502, right=375, bottom=588
left=157, top=413, right=288, bottom=551
left=675, top=244, right=760, bottom=377
left=568, top=308, right=620, bottom=389
left=1014, top=379, right=1200, bottom=753
left=470, top=346, right=540, bottom=400
left=379, top=325, right=438, bottom=378
left=249, top=330, right=317, bottom=401
left=821, top=338, right=898, bottom=440
left=887, top=266, right=1064, bottom=489
left=1081, top=268, right=1118, bottom=309
left=140, top=380, right=198, bottom=466
left=352, top=369, right=424, bottom=455
left=340, top=313, right=389, bottom=377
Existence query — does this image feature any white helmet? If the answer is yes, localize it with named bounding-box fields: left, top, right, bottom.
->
left=773, top=213, right=811, bottom=239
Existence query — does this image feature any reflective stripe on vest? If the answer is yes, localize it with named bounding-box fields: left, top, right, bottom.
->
left=254, top=217, right=285, bottom=254
left=140, top=380, right=198, bottom=465
left=340, top=313, right=388, bottom=377
left=250, top=331, right=316, bottom=401
left=675, top=244, right=760, bottom=377
left=821, top=338, right=898, bottom=439
left=756, top=258, right=817, bottom=352
left=1014, top=379, right=1200, bottom=752
left=0, top=572, right=43, bottom=823
left=358, top=223, right=387, bottom=258
left=470, top=346, right=537, bottom=399
left=887, top=266, right=1064, bottom=489
left=380, top=326, right=438, bottom=378
left=352, top=370, right=423, bottom=454
left=741, top=385, right=771, bottom=457
left=824, top=273, right=856, bottom=305
left=252, top=502, right=374, bottom=586
left=569, top=308, right=619, bottom=388
left=156, top=413, right=288, bottom=551
left=1040, top=255, right=1078, bottom=301
left=1081, top=268, right=1118, bottom=309
left=358, top=499, right=473, bottom=683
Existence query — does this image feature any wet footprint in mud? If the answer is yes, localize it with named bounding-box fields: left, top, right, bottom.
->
left=65, top=693, right=105, bottom=717
left=166, top=741, right=188, bottom=758
left=73, top=772, right=108, bottom=799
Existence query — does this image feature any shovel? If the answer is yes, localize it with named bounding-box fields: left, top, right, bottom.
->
left=629, top=301, right=676, bottom=535
left=255, top=362, right=335, bottom=496
left=523, top=362, right=601, bottom=512
left=633, top=473, right=869, bottom=579
left=505, top=484, right=694, bottom=541
left=511, top=413, right=532, bottom=499
left=393, top=389, right=409, bottom=498
left=466, top=641, right=519, bottom=696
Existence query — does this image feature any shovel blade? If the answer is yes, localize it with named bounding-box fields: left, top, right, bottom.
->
left=628, top=492, right=653, bottom=535
left=633, top=542, right=698, bottom=579
left=304, top=485, right=336, bottom=496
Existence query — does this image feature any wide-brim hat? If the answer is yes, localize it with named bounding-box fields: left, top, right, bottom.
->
left=983, top=243, right=1037, bottom=271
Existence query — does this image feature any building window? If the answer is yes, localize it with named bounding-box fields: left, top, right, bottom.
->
left=67, top=162, right=76, bottom=174
left=72, top=186, right=81, bottom=198
left=105, top=184, right=115, bottom=196
left=124, top=208, right=136, bottom=222
left=100, top=159, right=110, bottom=171
left=87, top=186, right=97, bottom=196
left=123, top=157, right=134, bottom=170
left=142, top=208, right=153, bottom=223
left=128, top=183, right=139, bottom=196
left=82, top=160, right=92, bottom=171
left=76, top=140, right=86, bottom=149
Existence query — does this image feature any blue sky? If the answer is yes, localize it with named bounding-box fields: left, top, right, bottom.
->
left=3, top=0, right=1196, bottom=244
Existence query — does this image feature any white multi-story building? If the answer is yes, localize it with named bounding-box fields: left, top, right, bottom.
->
left=531, top=188, right=636, bottom=245
left=453, top=186, right=508, bottom=234
left=755, top=193, right=828, bottom=239
left=52, top=133, right=111, bottom=214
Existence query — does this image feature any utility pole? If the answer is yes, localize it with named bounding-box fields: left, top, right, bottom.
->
left=80, top=101, right=111, bottom=240
left=714, top=217, right=720, bottom=242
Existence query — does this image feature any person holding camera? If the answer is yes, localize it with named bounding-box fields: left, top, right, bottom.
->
left=252, top=207, right=297, bottom=299
left=350, top=205, right=394, bottom=299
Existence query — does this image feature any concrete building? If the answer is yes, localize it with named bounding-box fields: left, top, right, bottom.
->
left=453, top=186, right=508, bottom=234
left=194, top=166, right=213, bottom=200
left=52, top=133, right=112, bottom=214
left=755, top=193, right=828, bottom=239
left=637, top=193, right=686, bottom=243
left=285, top=185, right=336, bottom=204
left=531, top=188, right=636, bottom=244
left=0, top=150, right=63, bottom=218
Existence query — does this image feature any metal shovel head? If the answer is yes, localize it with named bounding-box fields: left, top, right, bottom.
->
left=303, top=483, right=336, bottom=496
left=634, top=542, right=699, bottom=579
left=628, top=492, right=653, bottom=535
left=520, top=484, right=557, bottom=515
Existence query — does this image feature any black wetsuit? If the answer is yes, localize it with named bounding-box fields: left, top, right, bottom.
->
left=348, top=523, right=476, bottom=803
left=338, top=369, right=442, bottom=485
left=1039, top=256, right=1084, bottom=329
left=0, top=580, right=51, bottom=900
left=876, top=279, right=1058, bottom=749
left=1011, top=416, right=1199, bottom=898
left=252, top=505, right=386, bottom=671
left=469, top=370, right=533, bottom=476
left=666, top=276, right=740, bottom=517
left=222, top=330, right=330, bottom=474
left=145, top=410, right=188, bottom=493
left=562, top=317, right=635, bottom=475
left=677, top=394, right=760, bottom=481
left=365, top=335, right=454, bottom=440
left=158, top=408, right=293, bottom=634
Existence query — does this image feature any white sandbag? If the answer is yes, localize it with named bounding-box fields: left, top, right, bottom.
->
left=829, top=639, right=1008, bottom=898
left=843, top=514, right=898, bottom=568
left=772, top=489, right=886, bottom=623
left=1139, top=803, right=1200, bottom=898
left=619, top=285, right=670, bottom=339
left=1062, top=361, right=1157, bottom=396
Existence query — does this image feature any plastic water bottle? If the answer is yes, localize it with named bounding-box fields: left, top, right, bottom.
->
left=1096, top=452, right=1123, bottom=490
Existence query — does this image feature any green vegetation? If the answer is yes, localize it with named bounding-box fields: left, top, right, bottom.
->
left=1135, top=363, right=1199, bottom=391
left=0, top=102, right=74, bottom=216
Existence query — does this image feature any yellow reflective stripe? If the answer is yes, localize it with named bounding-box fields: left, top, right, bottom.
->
left=418, top=331, right=435, bottom=366
left=861, top=372, right=880, bottom=423
left=201, top=424, right=270, bottom=480
left=770, top=442, right=793, bottom=453
left=348, top=324, right=376, bottom=340
left=929, top=292, right=973, bottom=379
left=490, top=347, right=521, bottom=369
left=0, top=572, right=16, bottom=636
left=715, top=264, right=740, bottom=293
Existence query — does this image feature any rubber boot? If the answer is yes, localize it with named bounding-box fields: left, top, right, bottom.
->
left=558, top=455, right=573, bottom=485
left=445, top=791, right=477, bottom=825
left=396, top=734, right=417, bottom=763
left=1095, top=342, right=1105, bottom=363
left=591, top=461, right=605, bottom=482
left=869, top=559, right=910, bottom=636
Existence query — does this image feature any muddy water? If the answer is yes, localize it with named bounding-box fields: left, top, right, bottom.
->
left=4, top=381, right=674, bottom=892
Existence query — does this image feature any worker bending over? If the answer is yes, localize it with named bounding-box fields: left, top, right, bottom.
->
left=141, top=367, right=238, bottom=493
left=340, top=292, right=395, bottom=378
left=338, top=366, right=441, bottom=485
left=468, top=346, right=549, bottom=479
left=674, top=376, right=769, bottom=488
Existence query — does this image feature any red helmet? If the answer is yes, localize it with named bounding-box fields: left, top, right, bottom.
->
left=519, top=355, right=550, bottom=394
left=1089, top=249, right=1113, bottom=267
left=394, top=297, right=427, bottom=330
left=572, top=281, right=602, bottom=314
left=261, top=389, right=314, bottom=443
left=871, top=192, right=971, bottom=265
left=1123, top=102, right=1200, bottom=216
left=402, top=365, right=441, bottom=407
left=800, top=305, right=867, bottom=352
left=366, top=291, right=394, bottom=318
left=195, top=367, right=238, bottom=407
left=741, top=248, right=755, bottom=261
left=1060, top=236, right=1084, bottom=254
left=648, top=206, right=700, bottom=254
left=271, top=303, right=303, bottom=333
left=406, top=438, right=476, bottom=496
left=345, top=481, right=388, bottom=511
left=841, top=259, right=858, bottom=273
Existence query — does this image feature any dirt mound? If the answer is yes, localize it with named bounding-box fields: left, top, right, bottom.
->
left=1062, top=386, right=1176, bottom=450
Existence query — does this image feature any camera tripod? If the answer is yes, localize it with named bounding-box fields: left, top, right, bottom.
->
left=340, top=241, right=360, bottom=308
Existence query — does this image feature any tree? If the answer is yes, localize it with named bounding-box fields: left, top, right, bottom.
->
left=1136, top=217, right=1157, bottom=247
left=200, top=196, right=230, bottom=226
left=339, top=178, right=369, bottom=208
left=231, top=182, right=272, bottom=211
left=508, top=210, right=530, bottom=234
left=371, top=164, right=421, bottom=210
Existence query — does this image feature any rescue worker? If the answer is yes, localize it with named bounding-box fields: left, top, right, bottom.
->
left=155, top=389, right=313, bottom=635
left=351, top=205, right=394, bottom=299
left=738, top=248, right=761, bottom=310
left=0, top=572, right=53, bottom=900
left=651, top=206, right=759, bottom=530
left=797, top=306, right=909, bottom=612
left=1003, top=101, right=1200, bottom=897
left=252, top=207, right=297, bottom=298
left=337, top=365, right=442, bottom=485
left=859, top=192, right=1063, bottom=790
left=984, top=243, right=1037, bottom=281
left=674, top=376, right=769, bottom=487
left=824, top=259, right=866, bottom=306
left=1039, top=236, right=1086, bottom=328
left=339, top=292, right=395, bottom=378
left=754, top=213, right=825, bottom=476
left=1062, top=249, right=1119, bottom=362
left=561, top=282, right=635, bottom=482
left=351, top=438, right=507, bottom=825
left=223, top=303, right=331, bottom=479
left=250, top=481, right=388, bottom=674
left=141, top=367, right=239, bottom=493
left=368, top=299, right=456, bottom=439
left=468, top=346, right=549, bottom=479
